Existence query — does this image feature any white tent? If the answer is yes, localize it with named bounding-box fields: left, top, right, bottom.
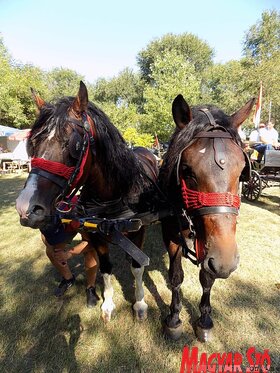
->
left=0, top=140, right=28, bottom=162
left=0, top=125, right=19, bottom=136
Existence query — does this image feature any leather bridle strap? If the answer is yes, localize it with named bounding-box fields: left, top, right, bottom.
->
left=190, top=206, right=239, bottom=217
left=30, top=168, right=68, bottom=189
left=199, top=108, right=217, bottom=126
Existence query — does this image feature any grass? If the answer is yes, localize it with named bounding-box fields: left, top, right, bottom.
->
left=0, top=173, right=279, bottom=373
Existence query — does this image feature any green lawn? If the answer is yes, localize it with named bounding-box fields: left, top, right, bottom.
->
left=0, top=173, right=279, bottom=373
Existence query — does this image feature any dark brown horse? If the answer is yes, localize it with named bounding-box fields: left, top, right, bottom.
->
left=159, top=94, right=254, bottom=341
left=16, top=81, right=158, bottom=321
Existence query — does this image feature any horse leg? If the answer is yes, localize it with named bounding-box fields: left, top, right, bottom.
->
left=162, top=220, right=184, bottom=340
left=164, top=243, right=184, bottom=339
left=195, top=268, right=215, bottom=342
left=129, top=227, right=148, bottom=321
left=92, top=234, right=115, bottom=322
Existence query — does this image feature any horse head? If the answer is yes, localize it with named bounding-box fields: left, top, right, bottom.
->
left=16, top=81, right=93, bottom=229
left=166, top=95, right=255, bottom=279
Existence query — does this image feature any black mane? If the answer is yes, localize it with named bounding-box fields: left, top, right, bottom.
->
left=28, top=97, right=149, bottom=197
left=159, top=104, right=242, bottom=190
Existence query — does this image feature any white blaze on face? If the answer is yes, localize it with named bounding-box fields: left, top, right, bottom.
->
left=41, top=129, right=56, bottom=159
left=16, top=174, right=39, bottom=218
left=199, top=148, right=206, bottom=154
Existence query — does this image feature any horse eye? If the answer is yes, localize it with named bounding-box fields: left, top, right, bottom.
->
left=181, top=163, right=192, bottom=175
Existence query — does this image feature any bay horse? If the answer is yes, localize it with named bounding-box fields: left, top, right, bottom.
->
left=16, top=81, right=158, bottom=321
left=159, top=94, right=254, bottom=341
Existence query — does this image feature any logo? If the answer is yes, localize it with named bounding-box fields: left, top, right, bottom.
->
left=180, top=346, right=271, bottom=373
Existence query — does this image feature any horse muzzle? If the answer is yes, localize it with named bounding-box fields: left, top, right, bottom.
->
left=202, top=250, right=240, bottom=279
left=16, top=196, right=53, bottom=229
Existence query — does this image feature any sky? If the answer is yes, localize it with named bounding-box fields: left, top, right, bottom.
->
left=0, top=0, right=279, bottom=83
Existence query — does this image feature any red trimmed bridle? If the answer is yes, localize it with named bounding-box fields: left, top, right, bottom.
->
left=177, top=108, right=250, bottom=264
left=29, top=113, right=95, bottom=210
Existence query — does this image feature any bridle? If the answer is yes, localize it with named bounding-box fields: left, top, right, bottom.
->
left=29, top=113, right=95, bottom=210
left=176, top=108, right=251, bottom=263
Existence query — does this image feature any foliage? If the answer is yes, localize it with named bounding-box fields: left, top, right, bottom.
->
left=47, top=67, right=85, bottom=100
left=137, top=33, right=214, bottom=82
left=142, top=51, right=201, bottom=141
left=122, top=127, right=154, bottom=147
left=98, top=101, right=141, bottom=133
left=1, top=10, right=280, bottom=133
left=0, top=38, right=48, bottom=128
left=91, top=68, right=144, bottom=109
left=243, top=10, right=280, bottom=63
left=201, top=60, right=256, bottom=129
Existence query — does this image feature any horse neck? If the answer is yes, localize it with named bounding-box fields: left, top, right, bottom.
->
left=82, top=161, right=121, bottom=202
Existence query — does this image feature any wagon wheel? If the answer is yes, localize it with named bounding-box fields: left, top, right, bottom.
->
left=242, top=170, right=262, bottom=201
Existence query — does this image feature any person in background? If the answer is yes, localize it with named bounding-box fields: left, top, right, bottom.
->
left=249, top=123, right=272, bottom=162
left=265, top=119, right=280, bottom=149
left=42, top=229, right=100, bottom=308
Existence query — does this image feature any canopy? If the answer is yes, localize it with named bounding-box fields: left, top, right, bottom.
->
left=8, top=129, right=30, bottom=141
left=0, top=125, right=19, bottom=136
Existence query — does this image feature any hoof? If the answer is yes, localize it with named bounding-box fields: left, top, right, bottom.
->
left=101, top=310, right=114, bottom=323
left=163, top=322, right=183, bottom=340
left=195, top=325, right=213, bottom=342
left=101, top=301, right=116, bottom=323
left=134, top=308, right=147, bottom=321
left=133, top=300, right=148, bottom=322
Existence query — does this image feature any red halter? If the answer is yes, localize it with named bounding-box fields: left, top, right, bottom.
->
left=180, top=178, right=241, bottom=212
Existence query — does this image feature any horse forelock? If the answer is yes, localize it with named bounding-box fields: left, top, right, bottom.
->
left=159, top=104, right=240, bottom=190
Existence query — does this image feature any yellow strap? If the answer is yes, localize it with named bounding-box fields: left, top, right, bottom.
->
left=61, top=218, right=72, bottom=224
left=84, top=222, right=98, bottom=228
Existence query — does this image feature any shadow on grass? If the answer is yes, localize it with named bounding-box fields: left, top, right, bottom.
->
left=0, top=254, right=183, bottom=373
left=0, top=257, right=81, bottom=372
left=1, top=175, right=279, bottom=372
left=241, top=187, right=280, bottom=217
left=109, top=223, right=171, bottom=322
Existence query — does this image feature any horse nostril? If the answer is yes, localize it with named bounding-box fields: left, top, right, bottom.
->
left=30, top=205, right=45, bottom=216
left=208, top=258, right=217, bottom=274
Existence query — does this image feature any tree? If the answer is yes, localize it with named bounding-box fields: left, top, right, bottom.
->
left=98, top=101, right=141, bottom=133
left=91, top=68, right=144, bottom=110
left=202, top=60, right=254, bottom=112
left=47, top=67, right=85, bottom=99
left=122, top=127, right=153, bottom=148
left=243, top=10, right=280, bottom=63
left=0, top=37, right=48, bottom=128
left=141, top=51, right=201, bottom=141
left=242, top=10, right=280, bottom=129
left=137, top=33, right=214, bottom=83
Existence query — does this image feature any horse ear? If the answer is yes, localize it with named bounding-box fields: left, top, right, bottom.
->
left=72, top=81, right=89, bottom=115
left=172, top=94, right=192, bottom=130
left=230, top=98, right=255, bottom=128
left=30, top=88, right=46, bottom=110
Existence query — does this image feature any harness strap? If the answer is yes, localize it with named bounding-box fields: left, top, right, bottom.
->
left=190, top=206, right=239, bottom=217
left=195, top=131, right=232, bottom=138
left=30, top=168, right=68, bottom=189
left=199, top=108, right=217, bottom=126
